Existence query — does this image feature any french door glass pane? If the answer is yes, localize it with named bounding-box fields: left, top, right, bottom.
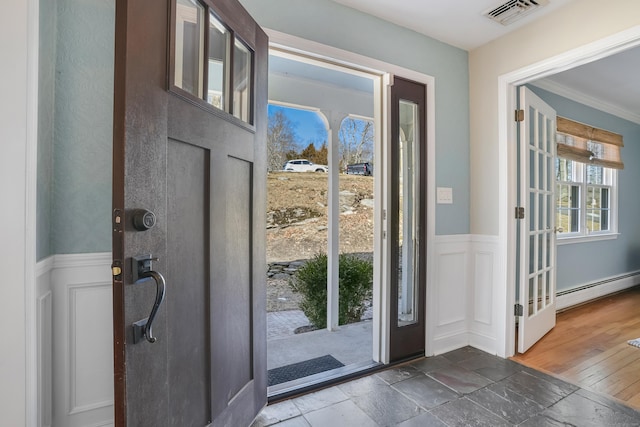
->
left=537, top=274, right=544, bottom=311
left=529, top=235, right=535, bottom=275
left=174, top=0, right=204, bottom=97
left=207, top=13, right=229, bottom=109
left=538, top=153, right=544, bottom=190
left=528, top=277, right=534, bottom=317
left=397, top=100, right=419, bottom=327
left=545, top=271, right=551, bottom=305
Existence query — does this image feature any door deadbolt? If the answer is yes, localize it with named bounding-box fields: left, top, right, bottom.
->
left=132, top=209, right=156, bottom=231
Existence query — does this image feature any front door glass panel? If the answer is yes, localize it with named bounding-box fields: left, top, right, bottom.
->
left=397, top=100, right=419, bottom=327
left=207, top=13, right=229, bottom=110
left=233, top=38, right=252, bottom=123
left=174, top=0, right=204, bottom=98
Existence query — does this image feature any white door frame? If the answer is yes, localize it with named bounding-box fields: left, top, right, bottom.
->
left=5, top=0, right=39, bottom=425
left=266, top=29, right=436, bottom=362
left=499, top=26, right=640, bottom=357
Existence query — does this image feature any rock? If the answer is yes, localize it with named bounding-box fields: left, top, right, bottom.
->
left=273, top=273, right=290, bottom=280
left=294, top=325, right=319, bottom=334
left=360, top=198, right=374, bottom=208
left=339, top=190, right=357, bottom=211
left=289, top=260, right=306, bottom=267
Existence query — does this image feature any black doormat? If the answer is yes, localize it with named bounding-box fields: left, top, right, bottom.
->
left=268, top=355, right=344, bottom=386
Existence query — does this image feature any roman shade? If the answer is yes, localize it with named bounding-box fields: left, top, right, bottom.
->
left=556, top=116, right=624, bottom=169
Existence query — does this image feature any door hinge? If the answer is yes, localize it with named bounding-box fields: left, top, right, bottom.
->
left=515, top=207, right=525, bottom=219
left=514, top=304, right=524, bottom=316
left=515, top=109, right=524, bottom=122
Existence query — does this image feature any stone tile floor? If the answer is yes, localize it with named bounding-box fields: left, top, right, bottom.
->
left=252, top=346, right=640, bottom=426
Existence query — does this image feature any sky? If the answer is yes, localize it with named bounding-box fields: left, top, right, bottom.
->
left=268, top=104, right=327, bottom=149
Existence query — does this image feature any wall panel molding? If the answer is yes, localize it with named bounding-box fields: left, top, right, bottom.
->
left=38, top=252, right=113, bottom=427
left=67, top=283, right=113, bottom=415
left=429, top=236, right=471, bottom=355
left=36, top=259, right=53, bottom=427
left=429, top=235, right=499, bottom=356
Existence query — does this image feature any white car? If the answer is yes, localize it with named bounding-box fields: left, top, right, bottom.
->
left=283, top=159, right=328, bottom=172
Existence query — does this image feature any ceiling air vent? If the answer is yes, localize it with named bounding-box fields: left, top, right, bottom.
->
left=484, top=0, right=550, bottom=26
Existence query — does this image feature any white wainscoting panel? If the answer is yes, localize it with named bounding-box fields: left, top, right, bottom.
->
left=68, top=283, right=114, bottom=415
left=428, top=235, right=500, bottom=356
left=469, top=236, right=500, bottom=354
left=429, top=235, right=470, bottom=355
left=40, top=252, right=114, bottom=427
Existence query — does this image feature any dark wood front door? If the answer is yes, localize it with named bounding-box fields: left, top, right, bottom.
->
left=112, top=0, right=267, bottom=425
left=389, top=76, right=427, bottom=362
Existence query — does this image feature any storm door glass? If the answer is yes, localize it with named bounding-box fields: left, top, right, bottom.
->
left=397, top=100, right=420, bottom=326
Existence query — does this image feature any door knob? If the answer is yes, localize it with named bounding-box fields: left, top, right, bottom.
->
left=132, top=209, right=156, bottom=231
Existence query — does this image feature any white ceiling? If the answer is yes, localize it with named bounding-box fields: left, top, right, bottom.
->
left=330, top=0, right=640, bottom=124
left=532, top=46, right=640, bottom=124
left=331, top=0, right=574, bottom=51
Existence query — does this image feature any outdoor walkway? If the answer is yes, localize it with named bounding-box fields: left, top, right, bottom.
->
left=267, top=310, right=373, bottom=370
left=253, top=346, right=640, bottom=426
left=267, top=310, right=311, bottom=340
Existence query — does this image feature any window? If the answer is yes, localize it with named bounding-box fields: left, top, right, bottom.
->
left=173, top=0, right=254, bottom=124
left=556, top=157, right=615, bottom=238
left=555, top=117, right=622, bottom=242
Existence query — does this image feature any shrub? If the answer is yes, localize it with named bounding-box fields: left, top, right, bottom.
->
left=290, top=253, right=373, bottom=328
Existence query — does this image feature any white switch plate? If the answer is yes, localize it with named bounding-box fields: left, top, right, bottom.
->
left=437, top=187, right=453, bottom=204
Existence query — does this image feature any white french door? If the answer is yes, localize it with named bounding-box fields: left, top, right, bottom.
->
left=517, top=86, right=558, bottom=353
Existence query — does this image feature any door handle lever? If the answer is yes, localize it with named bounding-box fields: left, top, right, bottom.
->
left=131, top=257, right=166, bottom=344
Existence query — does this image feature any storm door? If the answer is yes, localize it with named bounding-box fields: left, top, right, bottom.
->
left=389, top=76, right=427, bottom=362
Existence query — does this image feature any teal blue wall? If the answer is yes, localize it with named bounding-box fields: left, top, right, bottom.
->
left=240, top=0, right=471, bottom=235
left=38, top=0, right=469, bottom=258
left=48, top=0, right=114, bottom=255
left=530, top=86, right=640, bottom=291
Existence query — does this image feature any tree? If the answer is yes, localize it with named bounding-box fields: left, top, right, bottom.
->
left=315, top=142, right=328, bottom=165
left=338, top=117, right=374, bottom=171
left=300, top=143, right=318, bottom=163
left=299, top=141, right=328, bottom=165
left=267, top=110, right=299, bottom=171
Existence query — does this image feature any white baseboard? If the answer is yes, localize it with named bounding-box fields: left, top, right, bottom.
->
left=556, top=271, right=640, bottom=311
left=431, top=331, right=470, bottom=356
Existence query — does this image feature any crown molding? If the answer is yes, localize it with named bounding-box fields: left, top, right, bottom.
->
left=531, top=79, right=640, bottom=125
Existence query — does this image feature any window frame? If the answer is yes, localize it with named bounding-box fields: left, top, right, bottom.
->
left=169, top=0, right=256, bottom=127
left=555, top=158, right=619, bottom=245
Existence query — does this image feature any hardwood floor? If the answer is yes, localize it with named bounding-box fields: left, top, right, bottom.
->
left=512, top=286, right=640, bottom=410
